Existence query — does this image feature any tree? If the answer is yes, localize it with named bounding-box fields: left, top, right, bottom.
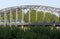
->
left=37, top=11, right=44, bottom=23
left=53, top=14, right=59, bottom=23
left=18, top=10, right=22, bottom=20
left=12, top=11, right=16, bottom=20
left=45, top=12, right=51, bottom=23
left=25, top=10, right=36, bottom=23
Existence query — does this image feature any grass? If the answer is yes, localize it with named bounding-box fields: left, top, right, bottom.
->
left=0, top=26, right=59, bottom=39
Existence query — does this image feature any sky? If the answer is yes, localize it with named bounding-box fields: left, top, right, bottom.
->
left=0, top=0, right=60, bottom=9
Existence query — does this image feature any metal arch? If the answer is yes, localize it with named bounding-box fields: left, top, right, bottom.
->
left=0, top=5, right=60, bottom=13
left=0, top=5, right=60, bottom=26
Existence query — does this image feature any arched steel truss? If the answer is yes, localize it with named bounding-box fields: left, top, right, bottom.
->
left=0, top=5, right=60, bottom=26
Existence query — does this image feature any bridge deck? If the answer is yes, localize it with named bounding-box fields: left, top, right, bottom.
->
left=0, top=22, right=60, bottom=26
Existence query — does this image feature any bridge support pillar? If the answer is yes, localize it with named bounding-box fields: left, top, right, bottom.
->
left=0, top=15, right=1, bottom=26
left=21, top=8, right=24, bottom=28
left=22, top=8, right=24, bottom=23
left=16, top=9, right=18, bottom=26
left=29, top=9, right=31, bottom=23
left=43, top=12, right=46, bottom=25
left=10, top=9, right=12, bottom=27
left=59, top=13, right=60, bottom=22
left=4, top=11, right=6, bottom=26
left=36, top=9, right=38, bottom=22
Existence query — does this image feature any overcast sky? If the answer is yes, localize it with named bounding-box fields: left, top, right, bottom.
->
left=0, top=0, right=60, bottom=9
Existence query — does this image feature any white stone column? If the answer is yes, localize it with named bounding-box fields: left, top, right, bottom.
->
left=10, top=9, right=12, bottom=27
left=22, top=8, right=24, bottom=23
left=0, top=15, right=1, bottom=25
left=36, top=9, right=38, bottom=22
left=29, top=8, right=31, bottom=23
left=16, top=9, right=18, bottom=26
left=59, top=13, right=60, bottom=23
left=43, top=9, right=46, bottom=23
left=4, top=11, right=6, bottom=26
left=21, top=8, right=24, bottom=29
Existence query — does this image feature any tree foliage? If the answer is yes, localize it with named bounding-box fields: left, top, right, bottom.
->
left=45, top=12, right=51, bottom=23
left=0, top=10, right=59, bottom=23
left=0, top=26, right=60, bottom=39
left=18, top=10, right=22, bottom=20
left=37, top=11, right=44, bottom=23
